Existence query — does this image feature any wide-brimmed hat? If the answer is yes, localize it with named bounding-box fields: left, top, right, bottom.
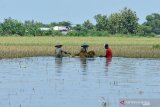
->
left=81, top=43, right=89, bottom=47
left=55, top=43, right=63, bottom=47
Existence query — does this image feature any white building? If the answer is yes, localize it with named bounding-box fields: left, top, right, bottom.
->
left=40, top=26, right=70, bottom=35
left=40, top=28, right=50, bottom=31
left=53, top=26, right=70, bottom=32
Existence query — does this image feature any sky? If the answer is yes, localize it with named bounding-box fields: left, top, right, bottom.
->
left=0, top=0, right=160, bottom=24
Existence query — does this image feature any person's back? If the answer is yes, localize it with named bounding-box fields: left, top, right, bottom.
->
left=105, top=44, right=112, bottom=58
left=106, top=48, right=112, bottom=58
left=55, top=47, right=63, bottom=58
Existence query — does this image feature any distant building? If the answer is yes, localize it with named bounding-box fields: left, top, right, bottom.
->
left=40, top=26, right=70, bottom=35
left=40, top=28, right=50, bottom=31
left=53, top=26, right=70, bottom=35
left=53, top=26, right=70, bottom=32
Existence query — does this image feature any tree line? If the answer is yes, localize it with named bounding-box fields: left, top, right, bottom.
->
left=0, top=7, right=160, bottom=36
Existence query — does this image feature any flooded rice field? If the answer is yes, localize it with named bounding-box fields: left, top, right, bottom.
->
left=0, top=57, right=160, bottom=107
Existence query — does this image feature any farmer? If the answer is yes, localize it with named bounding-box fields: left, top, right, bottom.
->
left=99, top=44, right=112, bottom=58
left=54, top=43, right=71, bottom=58
left=104, top=44, right=112, bottom=58
left=81, top=43, right=89, bottom=53
left=76, top=43, right=95, bottom=58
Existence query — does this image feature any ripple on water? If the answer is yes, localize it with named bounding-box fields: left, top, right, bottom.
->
left=0, top=57, right=160, bottom=107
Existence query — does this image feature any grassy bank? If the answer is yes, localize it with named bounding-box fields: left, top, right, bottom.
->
left=0, top=36, right=160, bottom=58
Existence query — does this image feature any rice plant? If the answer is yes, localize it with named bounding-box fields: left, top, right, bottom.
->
left=0, top=36, right=160, bottom=58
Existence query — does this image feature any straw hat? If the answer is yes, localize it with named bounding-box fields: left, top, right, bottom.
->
left=55, top=43, right=63, bottom=47
left=81, top=43, right=89, bottom=47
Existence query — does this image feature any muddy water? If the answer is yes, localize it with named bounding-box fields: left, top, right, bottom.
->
left=0, top=57, right=160, bottom=107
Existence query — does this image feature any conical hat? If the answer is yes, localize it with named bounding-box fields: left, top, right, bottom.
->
left=55, top=43, right=63, bottom=47
left=81, top=43, right=89, bottom=47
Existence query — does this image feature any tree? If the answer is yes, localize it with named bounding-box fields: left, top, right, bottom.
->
left=24, top=20, right=41, bottom=36
left=120, top=7, right=139, bottom=34
left=1, top=17, right=25, bottom=36
left=49, top=22, right=58, bottom=27
left=108, top=13, right=122, bottom=34
left=137, top=25, right=152, bottom=36
left=82, top=20, right=94, bottom=31
left=94, top=7, right=139, bottom=34
left=94, top=14, right=109, bottom=31
left=58, top=21, right=71, bottom=26
left=73, top=24, right=86, bottom=31
left=144, top=13, right=160, bottom=34
left=0, top=23, right=3, bottom=35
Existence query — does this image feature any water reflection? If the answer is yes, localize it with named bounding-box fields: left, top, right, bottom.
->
left=106, top=58, right=112, bottom=67
left=80, top=58, right=95, bottom=72
left=104, top=58, right=112, bottom=72
left=55, top=58, right=63, bottom=74
left=0, top=57, right=160, bottom=107
left=80, top=58, right=88, bottom=72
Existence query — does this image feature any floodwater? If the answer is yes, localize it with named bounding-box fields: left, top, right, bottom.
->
left=0, top=57, right=160, bottom=107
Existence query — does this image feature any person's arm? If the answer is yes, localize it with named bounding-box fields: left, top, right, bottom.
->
left=99, top=55, right=106, bottom=57
left=62, top=50, right=71, bottom=55
left=99, top=49, right=107, bottom=57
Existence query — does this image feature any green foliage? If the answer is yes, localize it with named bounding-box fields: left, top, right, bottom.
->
left=82, top=20, right=94, bottom=31
left=0, top=24, right=3, bottom=35
left=49, top=21, right=71, bottom=27
left=67, top=30, right=109, bottom=36
left=36, top=30, right=63, bottom=36
left=67, top=31, right=87, bottom=36
left=1, top=18, right=25, bottom=36
left=49, top=22, right=57, bottom=27
left=143, top=13, right=160, bottom=34
left=94, top=7, right=139, bottom=34
left=94, top=14, right=108, bottom=31
left=58, top=21, right=71, bottom=26
left=51, top=31, right=63, bottom=36
left=120, top=7, right=139, bottom=34
left=24, top=20, right=41, bottom=36
left=0, top=7, right=159, bottom=37
left=137, top=25, right=152, bottom=36
left=108, top=13, right=122, bottom=34
left=73, top=24, right=87, bottom=32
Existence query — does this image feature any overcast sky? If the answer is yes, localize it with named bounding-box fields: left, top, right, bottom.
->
left=0, top=0, right=160, bottom=24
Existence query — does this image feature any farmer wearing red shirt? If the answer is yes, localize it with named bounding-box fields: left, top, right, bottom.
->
left=105, top=44, right=112, bottom=58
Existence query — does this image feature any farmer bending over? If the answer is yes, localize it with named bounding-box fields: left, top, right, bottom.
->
left=76, top=43, right=95, bottom=58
